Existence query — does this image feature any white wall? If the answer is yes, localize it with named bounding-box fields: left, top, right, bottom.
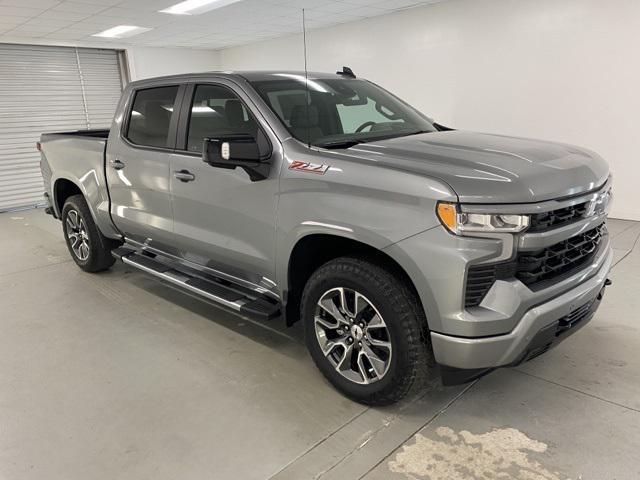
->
left=127, top=47, right=220, bottom=80
left=219, top=0, right=640, bottom=221
left=0, top=40, right=221, bottom=82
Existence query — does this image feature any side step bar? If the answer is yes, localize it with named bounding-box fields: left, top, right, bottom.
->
left=112, top=247, right=281, bottom=321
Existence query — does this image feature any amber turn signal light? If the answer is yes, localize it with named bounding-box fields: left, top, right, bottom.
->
left=436, top=203, right=457, bottom=232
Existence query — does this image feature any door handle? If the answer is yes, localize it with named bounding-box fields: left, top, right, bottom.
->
left=110, top=159, right=125, bottom=170
left=174, top=170, right=195, bottom=182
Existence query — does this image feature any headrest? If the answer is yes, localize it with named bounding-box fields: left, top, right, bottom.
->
left=144, top=101, right=171, bottom=129
left=145, top=101, right=170, bottom=118
left=225, top=99, right=244, bottom=127
left=290, top=105, right=319, bottom=128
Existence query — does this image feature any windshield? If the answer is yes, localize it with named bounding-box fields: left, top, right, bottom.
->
left=249, top=75, right=436, bottom=148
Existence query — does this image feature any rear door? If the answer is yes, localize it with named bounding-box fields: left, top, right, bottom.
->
left=106, top=84, right=184, bottom=252
left=169, top=80, right=281, bottom=291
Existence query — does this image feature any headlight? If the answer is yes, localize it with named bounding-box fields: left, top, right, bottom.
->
left=437, top=202, right=529, bottom=235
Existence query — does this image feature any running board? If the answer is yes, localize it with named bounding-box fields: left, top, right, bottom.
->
left=112, top=247, right=280, bottom=321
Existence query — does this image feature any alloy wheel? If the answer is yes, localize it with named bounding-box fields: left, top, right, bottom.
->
left=66, top=209, right=90, bottom=261
left=314, top=287, right=392, bottom=384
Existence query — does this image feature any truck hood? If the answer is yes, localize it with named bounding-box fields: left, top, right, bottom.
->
left=346, top=131, right=609, bottom=203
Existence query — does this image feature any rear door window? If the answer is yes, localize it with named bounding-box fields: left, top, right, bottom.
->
left=126, top=86, right=179, bottom=148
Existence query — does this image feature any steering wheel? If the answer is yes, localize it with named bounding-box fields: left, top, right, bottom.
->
left=355, top=121, right=376, bottom=133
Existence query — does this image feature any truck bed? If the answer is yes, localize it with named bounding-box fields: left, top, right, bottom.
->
left=41, top=129, right=110, bottom=140
left=39, top=129, right=111, bottom=229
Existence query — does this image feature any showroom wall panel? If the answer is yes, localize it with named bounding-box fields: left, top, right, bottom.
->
left=219, top=0, right=640, bottom=221
left=76, top=48, right=124, bottom=128
left=0, top=44, right=124, bottom=211
left=126, top=47, right=220, bottom=80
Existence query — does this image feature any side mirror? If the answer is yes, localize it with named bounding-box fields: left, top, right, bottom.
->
left=204, top=134, right=259, bottom=166
left=203, top=131, right=272, bottom=180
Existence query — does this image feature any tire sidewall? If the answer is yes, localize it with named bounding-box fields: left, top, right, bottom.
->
left=302, top=262, right=415, bottom=400
left=61, top=197, right=100, bottom=271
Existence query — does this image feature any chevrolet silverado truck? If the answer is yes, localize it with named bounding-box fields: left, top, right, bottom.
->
left=39, top=69, right=613, bottom=405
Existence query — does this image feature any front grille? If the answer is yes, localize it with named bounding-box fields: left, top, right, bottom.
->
left=516, top=224, right=605, bottom=289
left=465, top=224, right=606, bottom=307
left=528, top=201, right=589, bottom=232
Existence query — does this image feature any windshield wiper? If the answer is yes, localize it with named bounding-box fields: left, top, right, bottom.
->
left=317, top=139, right=363, bottom=149
left=318, top=129, right=434, bottom=149
left=398, top=129, right=433, bottom=138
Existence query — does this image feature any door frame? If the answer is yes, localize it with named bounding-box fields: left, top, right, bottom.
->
left=119, top=83, right=188, bottom=153
left=173, top=77, right=282, bottom=158
left=166, top=77, right=285, bottom=299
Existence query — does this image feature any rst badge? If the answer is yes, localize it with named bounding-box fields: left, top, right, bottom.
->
left=289, top=160, right=330, bottom=175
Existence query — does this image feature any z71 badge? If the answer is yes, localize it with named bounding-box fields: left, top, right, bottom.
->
left=289, top=160, right=330, bottom=175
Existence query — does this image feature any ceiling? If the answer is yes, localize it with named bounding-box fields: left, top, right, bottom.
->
left=0, top=0, right=444, bottom=49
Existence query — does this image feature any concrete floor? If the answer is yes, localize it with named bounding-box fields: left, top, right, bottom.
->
left=1, top=209, right=639, bottom=480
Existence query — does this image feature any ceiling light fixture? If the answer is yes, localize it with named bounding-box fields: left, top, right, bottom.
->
left=92, top=25, right=151, bottom=38
left=159, top=0, right=242, bottom=15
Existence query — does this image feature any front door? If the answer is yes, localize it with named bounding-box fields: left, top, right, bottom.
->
left=169, top=82, right=280, bottom=292
left=106, top=84, right=182, bottom=252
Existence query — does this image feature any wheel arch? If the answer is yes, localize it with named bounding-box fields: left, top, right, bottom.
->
left=53, top=177, right=83, bottom=217
left=283, top=233, right=427, bottom=329
left=51, top=173, right=120, bottom=240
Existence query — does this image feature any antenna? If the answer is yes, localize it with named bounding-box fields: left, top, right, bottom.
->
left=302, top=8, right=311, bottom=148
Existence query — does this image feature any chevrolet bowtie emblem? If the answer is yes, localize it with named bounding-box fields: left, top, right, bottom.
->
left=585, top=188, right=612, bottom=217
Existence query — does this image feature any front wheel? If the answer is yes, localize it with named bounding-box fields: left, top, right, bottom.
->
left=301, top=256, right=433, bottom=405
left=62, top=194, right=118, bottom=272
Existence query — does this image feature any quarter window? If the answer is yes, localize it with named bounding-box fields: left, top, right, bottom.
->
left=126, top=86, right=179, bottom=148
left=186, top=84, right=259, bottom=153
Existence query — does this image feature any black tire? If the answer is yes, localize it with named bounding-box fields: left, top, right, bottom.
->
left=61, top=194, right=118, bottom=272
left=301, top=256, right=434, bottom=406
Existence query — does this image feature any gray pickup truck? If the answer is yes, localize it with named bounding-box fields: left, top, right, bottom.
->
left=39, top=69, right=613, bottom=405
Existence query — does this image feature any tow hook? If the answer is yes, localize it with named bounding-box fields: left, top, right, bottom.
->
left=597, top=278, right=612, bottom=301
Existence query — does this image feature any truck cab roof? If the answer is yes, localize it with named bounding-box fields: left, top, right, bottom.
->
left=128, top=70, right=356, bottom=88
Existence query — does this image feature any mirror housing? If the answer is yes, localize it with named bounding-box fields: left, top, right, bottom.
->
left=203, top=131, right=272, bottom=180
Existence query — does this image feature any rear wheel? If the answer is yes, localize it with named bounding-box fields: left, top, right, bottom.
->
left=62, top=194, right=118, bottom=272
left=301, top=256, right=433, bottom=405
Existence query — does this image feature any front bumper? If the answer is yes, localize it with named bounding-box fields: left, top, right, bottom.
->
left=433, top=243, right=613, bottom=383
